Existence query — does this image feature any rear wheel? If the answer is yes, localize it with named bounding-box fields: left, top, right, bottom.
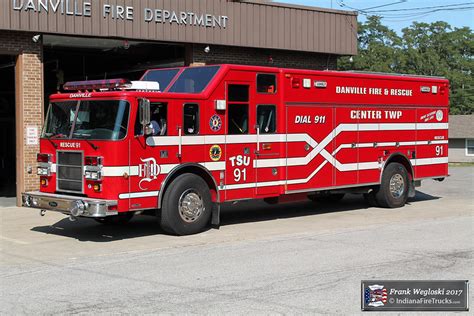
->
left=375, top=162, right=409, bottom=208
left=94, top=212, right=134, bottom=225
left=160, top=174, right=212, bottom=235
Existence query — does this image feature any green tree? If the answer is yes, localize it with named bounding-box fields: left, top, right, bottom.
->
left=339, top=16, right=403, bottom=72
left=338, top=18, right=474, bottom=114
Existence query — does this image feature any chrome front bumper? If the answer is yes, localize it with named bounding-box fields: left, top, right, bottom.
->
left=22, top=191, right=118, bottom=217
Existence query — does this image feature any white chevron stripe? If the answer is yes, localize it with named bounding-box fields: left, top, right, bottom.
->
left=256, top=124, right=447, bottom=169
left=225, top=156, right=448, bottom=190
left=417, top=123, right=449, bottom=130
left=103, top=162, right=225, bottom=177
left=286, top=160, right=329, bottom=185
left=331, top=140, right=448, bottom=157
left=48, top=123, right=448, bottom=194
left=146, top=133, right=315, bottom=147
left=411, top=157, right=448, bottom=166
left=118, top=191, right=159, bottom=199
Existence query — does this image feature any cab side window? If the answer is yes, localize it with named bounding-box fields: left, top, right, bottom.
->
left=184, top=104, right=199, bottom=135
left=228, top=104, right=249, bottom=134
left=257, top=105, right=276, bottom=134
left=150, top=103, right=167, bottom=136
left=257, top=74, right=277, bottom=94
left=228, top=84, right=249, bottom=135
left=134, top=102, right=168, bottom=136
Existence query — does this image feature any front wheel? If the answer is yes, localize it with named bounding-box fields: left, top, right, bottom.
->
left=375, top=162, right=409, bottom=208
left=160, top=174, right=212, bottom=235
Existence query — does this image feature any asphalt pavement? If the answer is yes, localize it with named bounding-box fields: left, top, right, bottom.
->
left=1, top=166, right=473, bottom=315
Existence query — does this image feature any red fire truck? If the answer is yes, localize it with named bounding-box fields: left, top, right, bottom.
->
left=22, top=64, right=449, bottom=235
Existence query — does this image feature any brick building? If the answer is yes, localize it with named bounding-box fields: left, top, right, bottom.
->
left=0, top=0, right=357, bottom=204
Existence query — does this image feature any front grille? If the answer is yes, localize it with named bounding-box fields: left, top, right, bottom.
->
left=56, top=151, right=83, bottom=193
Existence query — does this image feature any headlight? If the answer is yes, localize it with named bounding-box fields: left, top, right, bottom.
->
left=85, top=171, right=102, bottom=181
left=37, top=167, right=50, bottom=176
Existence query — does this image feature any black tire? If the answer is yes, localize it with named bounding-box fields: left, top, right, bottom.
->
left=160, top=173, right=212, bottom=236
left=94, top=212, right=134, bottom=225
left=375, top=162, right=409, bottom=208
left=309, top=193, right=345, bottom=203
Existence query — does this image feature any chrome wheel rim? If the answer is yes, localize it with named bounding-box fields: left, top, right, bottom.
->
left=178, top=189, right=204, bottom=223
left=389, top=174, right=405, bottom=198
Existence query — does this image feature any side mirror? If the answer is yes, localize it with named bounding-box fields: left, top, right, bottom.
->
left=138, top=98, right=151, bottom=135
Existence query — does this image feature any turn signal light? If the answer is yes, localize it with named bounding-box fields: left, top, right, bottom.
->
left=40, top=178, right=48, bottom=187
left=93, top=183, right=102, bottom=192
left=37, top=153, right=51, bottom=163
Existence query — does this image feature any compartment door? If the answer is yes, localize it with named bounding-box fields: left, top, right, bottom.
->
left=255, top=105, right=281, bottom=196
left=285, top=105, right=335, bottom=192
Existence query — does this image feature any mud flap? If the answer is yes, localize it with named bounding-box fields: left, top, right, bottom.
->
left=408, top=180, right=416, bottom=198
left=211, top=203, right=221, bottom=228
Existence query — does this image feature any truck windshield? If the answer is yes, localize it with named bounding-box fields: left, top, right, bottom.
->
left=42, top=100, right=129, bottom=140
left=168, top=66, right=220, bottom=93
left=141, top=68, right=180, bottom=90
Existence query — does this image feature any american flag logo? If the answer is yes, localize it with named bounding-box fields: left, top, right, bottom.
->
left=365, top=284, right=388, bottom=307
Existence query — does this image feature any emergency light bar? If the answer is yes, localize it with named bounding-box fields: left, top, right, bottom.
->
left=125, top=81, right=160, bottom=91
left=63, top=78, right=131, bottom=91
left=63, top=78, right=160, bottom=92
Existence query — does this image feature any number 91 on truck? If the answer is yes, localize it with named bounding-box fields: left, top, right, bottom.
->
left=22, top=65, right=449, bottom=235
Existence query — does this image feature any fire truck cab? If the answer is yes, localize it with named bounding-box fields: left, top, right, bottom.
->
left=22, top=64, right=449, bottom=235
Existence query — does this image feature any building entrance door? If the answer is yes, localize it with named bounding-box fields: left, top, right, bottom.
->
left=0, top=55, right=16, bottom=201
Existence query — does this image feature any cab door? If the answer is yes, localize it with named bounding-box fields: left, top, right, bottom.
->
left=254, top=73, right=281, bottom=196
left=224, top=82, right=257, bottom=201
left=128, top=99, right=168, bottom=211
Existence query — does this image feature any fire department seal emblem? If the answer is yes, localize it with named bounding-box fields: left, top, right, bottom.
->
left=209, top=145, right=222, bottom=161
left=364, top=284, right=388, bottom=307
left=209, top=114, right=222, bottom=132
left=436, top=110, right=443, bottom=122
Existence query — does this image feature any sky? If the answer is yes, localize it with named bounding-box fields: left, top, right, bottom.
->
left=276, top=0, right=474, bottom=33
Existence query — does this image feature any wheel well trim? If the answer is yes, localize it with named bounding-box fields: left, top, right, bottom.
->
left=380, top=152, right=414, bottom=183
left=158, top=163, right=220, bottom=209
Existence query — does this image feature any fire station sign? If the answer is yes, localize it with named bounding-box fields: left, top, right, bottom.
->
left=362, top=280, right=469, bottom=311
left=12, top=0, right=229, bottom=28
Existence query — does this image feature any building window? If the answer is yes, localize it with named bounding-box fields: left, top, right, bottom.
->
left=257, top=74, right=277, bottom=94
left=466, top=139, right=474, bottom=156
left=183, top=104, right=199, bottom=135
left=257, top=105, right=276, bottom=133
